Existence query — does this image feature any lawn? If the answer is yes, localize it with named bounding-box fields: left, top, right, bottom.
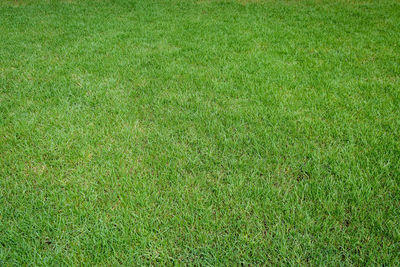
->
left=0, top=0, right=399, bottom=265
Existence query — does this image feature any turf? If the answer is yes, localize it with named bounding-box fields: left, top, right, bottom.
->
left=0, top=0, right=399, bottom=265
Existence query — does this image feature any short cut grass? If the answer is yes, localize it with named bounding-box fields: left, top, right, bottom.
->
left=0, top=0, right=399, bottom=265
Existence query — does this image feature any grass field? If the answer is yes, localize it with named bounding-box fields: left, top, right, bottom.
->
left=1, top=0, right=400, bottom=265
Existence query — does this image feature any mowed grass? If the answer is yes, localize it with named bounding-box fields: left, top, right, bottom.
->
left=0, top=0, right=400, bottom=264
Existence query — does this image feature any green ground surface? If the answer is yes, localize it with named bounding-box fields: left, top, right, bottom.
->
left=0, top=0, right=399, bottom=264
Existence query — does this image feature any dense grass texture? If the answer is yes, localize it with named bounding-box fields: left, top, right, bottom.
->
left=1, top=0, right=400, bottom=264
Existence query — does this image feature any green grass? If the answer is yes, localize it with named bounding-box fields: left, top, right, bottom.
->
left=1, top=0, right=399, bottom=264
